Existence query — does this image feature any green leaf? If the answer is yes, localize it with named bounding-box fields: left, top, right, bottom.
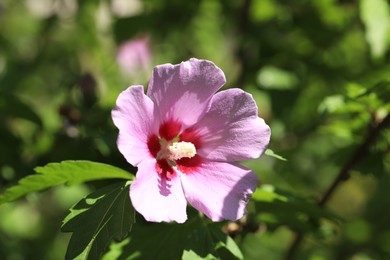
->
left=318, top=95, right=345, bottom=114
left=264, top=149, right=287, bottom=161
left=360, top=0, right=390, bottom=59
left=257, top=66, right=299, bottom=90
left=0, top=161, right=133, bottom=205
left=62, top=181, right=135, bottom=260
left=251, top=185, right=288, bottom=203
left=182, top=250, right=215, bottom=260
left=103, top=215, right=243, bottom=260
left=209, top=227, right=244, bottom=260
left=252, top=187, right=341, bottom=233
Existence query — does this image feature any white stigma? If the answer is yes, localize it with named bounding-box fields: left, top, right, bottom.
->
left=167, top=141, right=196, bottom=160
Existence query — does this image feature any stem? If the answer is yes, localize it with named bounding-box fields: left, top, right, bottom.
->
left=285, top=114, right=390, bottom=259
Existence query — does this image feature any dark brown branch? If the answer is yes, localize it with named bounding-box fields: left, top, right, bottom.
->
left=319, top=113, right=390, bottom=206
left=285, top=113, right=390, bottom=260
left=285, top=233, right=304, bottom=260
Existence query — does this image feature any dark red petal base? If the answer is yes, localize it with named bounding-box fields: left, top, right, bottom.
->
left=159, top=120, right=182, bottom=141
left=177, top=155, right=202, bottom=174
left=156, top=159, right=175, bottom=179
left=180, top=127, right=202, bottom=149
left=147, top=134, right=161, bottom=158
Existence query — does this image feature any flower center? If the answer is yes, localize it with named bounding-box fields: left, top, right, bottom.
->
left=167, top=141, right=196, bottom=160
left=147, top=129, right=201, bottom=178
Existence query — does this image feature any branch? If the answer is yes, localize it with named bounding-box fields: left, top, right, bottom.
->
left=285, top=113, right=390, bottom=259
left=319, top=113, right=390, bottom=206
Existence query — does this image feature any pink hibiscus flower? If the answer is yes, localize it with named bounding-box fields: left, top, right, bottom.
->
left=116, top=37, right=151, bottom=74
left=112, top=58, right=271, bottom=223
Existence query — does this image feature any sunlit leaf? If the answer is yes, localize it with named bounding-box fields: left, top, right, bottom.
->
left=250, top=0, right=278, bottom=23
left=318, top=95, right=345, bottom=114
left=265, top=149, right=287, bottom=161
left=62, top=181, right=135, bottom=260
left=182, top=250, right=215, bottom=260
left=209, top=226, right=243, bottom=260
left=346, top=83, right=367, bottom=99
left=0, top=161, right=133, bottom=204
left=257, top=66, right=299, bottom=90
left=102, top=214, right=243, bottom=260
left=251, top=185, right=288, bottom=202
left=360, top=0, right=390, bottom=59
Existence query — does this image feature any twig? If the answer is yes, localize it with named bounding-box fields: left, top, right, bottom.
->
left=285, top=114, right=390, bottom=259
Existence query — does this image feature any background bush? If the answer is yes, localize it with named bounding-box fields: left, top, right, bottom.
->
left=0, top=0, right=389, bottom=259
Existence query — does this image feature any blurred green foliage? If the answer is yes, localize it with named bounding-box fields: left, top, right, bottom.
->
left=0, top=0, right=389, bottom=259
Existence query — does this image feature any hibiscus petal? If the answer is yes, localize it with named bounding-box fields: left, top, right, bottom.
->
left=180, top=161, right=257, bottom=221
left=147, top=58, right=226, bottom=127
left=130, top=158, right=188, bottom=223
left=195, top=88, right=271, bottom=161
left=112, top=85, right=157, bottom=166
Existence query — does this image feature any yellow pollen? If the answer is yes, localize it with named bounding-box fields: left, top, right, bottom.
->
left=167, top=141, right=196, bottom=160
